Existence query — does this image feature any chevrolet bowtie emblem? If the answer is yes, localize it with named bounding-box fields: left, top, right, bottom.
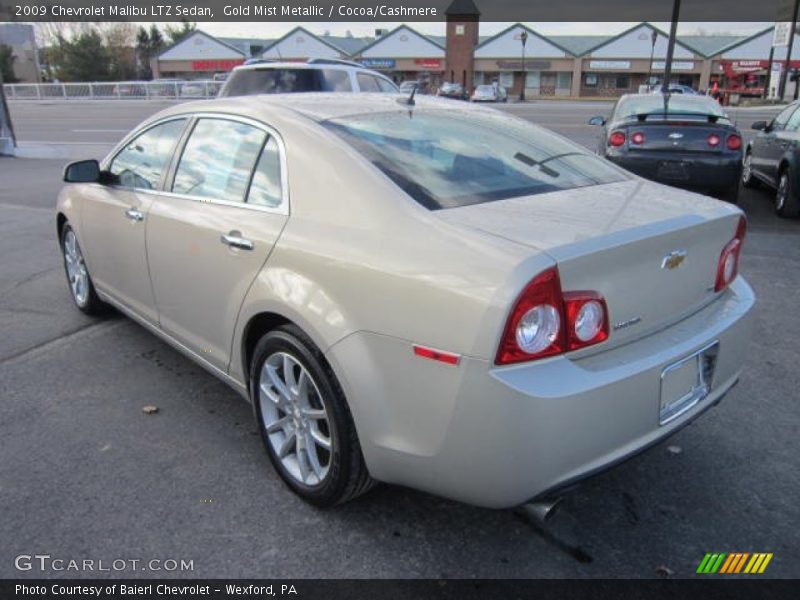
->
left=662, top=250, right=687, bottom=270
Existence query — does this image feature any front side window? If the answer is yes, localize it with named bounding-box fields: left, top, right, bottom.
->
left=109, top=119, right=186, bottom=190
left=324, top=109, right=627, bottom=210
left=772, top=104, right=797, bottom=131
left=172, top=119, right=266, bottom=202
left=376, top=77, right=399, bottom=93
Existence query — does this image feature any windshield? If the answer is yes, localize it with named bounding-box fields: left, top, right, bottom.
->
left=221, top=68, right=353, bottom=96
left=476, top=85, right=495, bottom=93
left=616, top=95, right=727, bottom=120
left=324, top=110, right=627, bottom=210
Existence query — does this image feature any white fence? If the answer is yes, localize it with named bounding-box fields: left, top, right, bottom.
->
left=3, top=80, right=224, bottom=101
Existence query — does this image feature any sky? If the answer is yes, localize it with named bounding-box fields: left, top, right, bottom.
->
left=194, top=21, right=774, bottom=40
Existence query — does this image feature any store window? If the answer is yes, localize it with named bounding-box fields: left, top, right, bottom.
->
left=584, top=73, right=598, bottom=88
left=616, top=75, right=631, bottom=89
left=556, top=72, right=572, bottom=91
left=499, top=72, right=514, bottom=88
left=525, top=71, right=541, bottom=88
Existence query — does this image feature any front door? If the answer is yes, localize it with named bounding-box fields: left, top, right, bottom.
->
left=146, top=117, right=288, bottom=372
left=80, top=118, right=188, bottom=323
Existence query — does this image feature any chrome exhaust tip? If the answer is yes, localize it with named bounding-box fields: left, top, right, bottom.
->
left=520, top=497, right=563, bottom=524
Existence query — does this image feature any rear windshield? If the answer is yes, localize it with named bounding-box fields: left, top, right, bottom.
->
left=476, top=85, right=495, bottom=92
left=221, top=68, right=352, bottom=96
left=324, top=110, right=627, bottom=210
left=616, top=95, right=728, bottom=121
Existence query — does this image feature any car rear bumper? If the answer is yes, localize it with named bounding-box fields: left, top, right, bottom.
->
left=328, top=277, right=755, bottom=508
left=608, top=151, right=742, bottom=192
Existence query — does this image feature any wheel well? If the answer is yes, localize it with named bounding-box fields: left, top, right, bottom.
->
left=56, top=213, right=67, bottom=240
left=242, top=312, right=291, bottom=384
left=779, top=160, right=790, bottom=176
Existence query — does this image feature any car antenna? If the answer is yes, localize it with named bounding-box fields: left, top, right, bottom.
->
left=398, top=83, right=417, bottom=107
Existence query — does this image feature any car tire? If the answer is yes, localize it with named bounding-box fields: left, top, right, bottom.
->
left=741, top=151, right=759, bottom=189
left=60, top=223, right=108, bottom=315
left=775, top=168, right=800, bottom=218
left=250, top=325, right=376, bottom=507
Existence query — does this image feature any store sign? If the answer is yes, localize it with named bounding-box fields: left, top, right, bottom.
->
left=496, top=60, right=551, bottom=70
left=774, top=22, right=792, bottom=47
left=414, top=58, right=442, bottom=69
left=651, top=61, right=695, bottom=71
left=589, top=60, right=631, bottom=70
left=360, top=58, right=396, bottom=70
left=191, top=59, right=244, bottom=71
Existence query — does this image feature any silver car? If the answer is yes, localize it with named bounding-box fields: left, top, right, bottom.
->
left=57, top=94, right=755, bottom=508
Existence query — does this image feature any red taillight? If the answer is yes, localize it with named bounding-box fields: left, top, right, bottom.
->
left=707, top=134, right=721, bottom=147
left=564, top=292, right=609, bottom=351
left=495, top=268, right=608, bottom=365
left=608, top=131, right=626, bottom=147
left=727, top=134, right=742, bottom=150
left=631, top=131, right=645, bottom=145
left=714, top=216, right=747, bottom=292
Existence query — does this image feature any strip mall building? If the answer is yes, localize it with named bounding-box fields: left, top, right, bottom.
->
left=152, top=0, right=800, bottom=99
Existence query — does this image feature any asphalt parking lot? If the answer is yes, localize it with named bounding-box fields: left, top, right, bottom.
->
left=1, top=99, right=798, bottom=579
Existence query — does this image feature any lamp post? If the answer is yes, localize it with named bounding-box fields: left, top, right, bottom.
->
left=647, top=30, right=658, bottom=91
left=519, top=30, right=528, bottom=101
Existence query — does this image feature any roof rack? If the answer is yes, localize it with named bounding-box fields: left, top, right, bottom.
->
left=306, top=58, right=364, bottom=68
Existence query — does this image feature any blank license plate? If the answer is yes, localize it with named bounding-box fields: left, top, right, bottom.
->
left=659, top=342, right=718, bottom=425
left=657, top=160, right=691, bottom=181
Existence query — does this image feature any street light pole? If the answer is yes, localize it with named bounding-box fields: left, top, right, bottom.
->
left=779, top=0, right=800, bottom=100
left=647, top=30, right=658, bottom=90
left=661, top=0, right=682, bottom=94
left=519, top=30, right=528, bottom=102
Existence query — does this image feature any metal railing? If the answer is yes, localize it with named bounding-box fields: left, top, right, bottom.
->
left=3, top=80, right=224, bottom=101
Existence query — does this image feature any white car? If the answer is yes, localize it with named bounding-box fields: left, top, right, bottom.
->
left=57, top=94, right=755, bottom=508
left=219, top=58, right=399, bottom=97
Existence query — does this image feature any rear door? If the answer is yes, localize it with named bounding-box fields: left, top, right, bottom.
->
left=145, top=116, right=289, bottom=372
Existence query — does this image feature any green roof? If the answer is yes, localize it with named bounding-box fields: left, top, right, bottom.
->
left=549, top=35, right=611, bottom=57
left=677, top=35, right=748, bottom=57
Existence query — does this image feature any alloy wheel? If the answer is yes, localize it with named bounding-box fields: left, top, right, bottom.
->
left=777, top=173, right=788, bottom=211
left=63, top=229, right=89, bottom=307
left=742, top=154, right=752, bottom=184
left=258, top=352, right=332, bottom=486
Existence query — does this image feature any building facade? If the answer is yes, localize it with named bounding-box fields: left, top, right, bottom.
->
left=152, top=18, right=800, bottom=100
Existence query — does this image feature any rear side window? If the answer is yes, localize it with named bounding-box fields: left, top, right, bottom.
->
left=109, top=119, right=186, bottom=190
left=247, top=137, right=283, bottom=209
left=376, top=77, right=399, bottom=93
left=356, top=73, right=380, bottom=92
left=172, top=119, right=266, bottom=202
left=221, top=68, right=353, bottom=96
left=325, top=109, right=627, bottom=210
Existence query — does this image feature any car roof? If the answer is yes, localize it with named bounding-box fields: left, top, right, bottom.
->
left=148, top=93, right=496, bottom=129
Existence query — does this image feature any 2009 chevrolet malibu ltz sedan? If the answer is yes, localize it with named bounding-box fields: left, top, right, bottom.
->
left=57, top=94, right=755, bottom=508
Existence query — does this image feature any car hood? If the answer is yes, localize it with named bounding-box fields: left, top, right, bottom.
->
left=434, top=178, right=737, bottom=255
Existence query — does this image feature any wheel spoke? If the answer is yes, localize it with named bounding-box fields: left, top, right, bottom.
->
left=301, top=408, right=326, bottom=420
left=297, top=370, right=309, bottom=403
left=296, top=436, right=310, bottom=482
left=278, top=430, right=296, bottom=458
left=266, top=364, right=292, bottom=404
left=266, top=415, right=291, bottom=434
left=309, top=427, right=331, bottom=450
left=283, top=354, right=298, bottom=392
left=304, top=432, right=323, bottom=477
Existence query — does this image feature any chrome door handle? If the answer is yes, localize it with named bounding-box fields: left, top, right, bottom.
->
left=125, top=208, right=144, bottom=222
left=220, top=232, right=254, bottom=251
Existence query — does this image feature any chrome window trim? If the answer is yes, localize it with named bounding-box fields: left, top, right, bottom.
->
left=102, top=112, right=291, bottom=217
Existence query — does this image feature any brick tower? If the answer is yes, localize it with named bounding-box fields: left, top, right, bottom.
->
left=445, top=0, right=480, bottom=92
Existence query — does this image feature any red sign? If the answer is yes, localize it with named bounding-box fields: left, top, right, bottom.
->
left=719, top=59, right=800, bottom=77
left=191, top=59, right=245, bottom=72
left=414, top=58, right=442, bottom=69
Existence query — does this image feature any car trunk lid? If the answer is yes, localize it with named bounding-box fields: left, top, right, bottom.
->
left=618, top=118, right=733, bottom=153
left=435, top=179, right=743, bottom=349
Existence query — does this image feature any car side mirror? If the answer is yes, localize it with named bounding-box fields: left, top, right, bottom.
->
left=588, top=116, right=605, bottom=126
left=751, top=120, right=768, bottom=131
left=63, top=159, right=100, bottom=183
